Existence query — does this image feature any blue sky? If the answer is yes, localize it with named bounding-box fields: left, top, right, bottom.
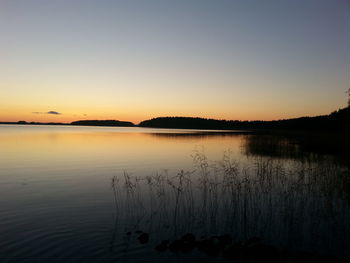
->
left=1, top=0, right=349, bottom=122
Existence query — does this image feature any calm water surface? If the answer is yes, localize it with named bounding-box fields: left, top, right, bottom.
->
left=0, top=125, right=349, bottom=262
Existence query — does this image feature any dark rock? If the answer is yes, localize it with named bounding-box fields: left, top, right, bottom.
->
left=244, top=237, right=262, bottom=247
left=161, top=240, right=170, bottom=245
left=197, top=238, right=221, bottom=257
left=181, top=233, right=196, bottom=243
left=218, top=234, right=232, bottom=246
left=155, top=240, right=169, bottom=252
left=180, top=242, right=195, bottom=253
left=169, top=240, right=182, bottom=253
left=222, top=242, right=244, bottom=261
left=179, top=233, right=196, bottom=253
left=138, top=233, right=149, bottom=244
left=243, top=243, right=283, bottom=263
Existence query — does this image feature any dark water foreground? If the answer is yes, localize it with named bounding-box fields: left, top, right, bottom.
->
left=0, top=126, right=349, bottom=262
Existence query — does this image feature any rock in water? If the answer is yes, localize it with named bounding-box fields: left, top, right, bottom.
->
left=138, top=233, right=149, bottom=244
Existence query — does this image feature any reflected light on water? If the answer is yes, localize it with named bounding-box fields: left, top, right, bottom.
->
left=0, top=125, right=349, bottom=262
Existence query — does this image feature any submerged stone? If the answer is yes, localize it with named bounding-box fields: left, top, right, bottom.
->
left=169, top=240, right=182, bottom=253
left=155, top=240, right=169, bottom=252
left=138, top=233, right=149, bottom=244
left=181, top=233, right=196, bottom=243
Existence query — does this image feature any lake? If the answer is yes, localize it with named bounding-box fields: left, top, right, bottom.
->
left=0, top=125, right=349, bottom=262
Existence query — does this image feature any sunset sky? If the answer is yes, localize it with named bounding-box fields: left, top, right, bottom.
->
left=1, top=0, right=349, bottom=124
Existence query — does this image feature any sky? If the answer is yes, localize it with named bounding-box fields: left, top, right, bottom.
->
left=0, top=0, right=349, bottom=124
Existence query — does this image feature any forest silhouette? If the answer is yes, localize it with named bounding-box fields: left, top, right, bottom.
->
left=139, top=107, right=350, bottom=131
left=1, top=107, right=349, bottom=132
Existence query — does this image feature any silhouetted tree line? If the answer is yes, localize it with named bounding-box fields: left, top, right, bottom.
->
left=0, top=121, right=65, bottom=125
left=70, top=120, right=134, bottom=127
left=139, top=107, right=350, bottom=132
left=0, top=120, right=135, bottom=127
left=1, top=107, right=349, bottom=132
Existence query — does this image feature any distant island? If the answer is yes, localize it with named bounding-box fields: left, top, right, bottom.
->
left=70, top=120, right=134, bottom=127
left=0, top=121, right=66, bottom=126
left=0, top=119, right=135, bottom=127
left=1, top=107, right=349, bottom=132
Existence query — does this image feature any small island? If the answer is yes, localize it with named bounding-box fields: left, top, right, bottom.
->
left=70, top=120, right=135, bottom=127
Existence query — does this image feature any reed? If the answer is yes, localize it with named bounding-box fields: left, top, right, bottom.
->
left=111, top=152, right=350, bottom=257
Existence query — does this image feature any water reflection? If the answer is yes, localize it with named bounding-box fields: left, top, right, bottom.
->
left=1, top=126, right=349, bottom=262
left=243, top=134, right=350, bottom=167
left=148, top=131, right=249, bottom=139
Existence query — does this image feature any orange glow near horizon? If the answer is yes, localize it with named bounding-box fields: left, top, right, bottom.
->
left=0, top=99, right=345, bottom=125
left=0, top=106, right=337, bottom=124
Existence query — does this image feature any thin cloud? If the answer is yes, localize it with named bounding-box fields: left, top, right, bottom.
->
left=47, top=111, right=61, bottom=115
left=32, top=111, right=62, bottom=115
